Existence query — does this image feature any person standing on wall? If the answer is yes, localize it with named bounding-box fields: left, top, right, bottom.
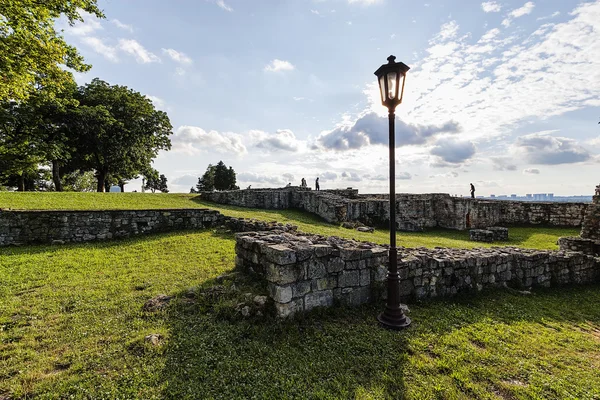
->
left=470, top=183, right=475, bottom=199
left=315, top=177, right=320, bottom=191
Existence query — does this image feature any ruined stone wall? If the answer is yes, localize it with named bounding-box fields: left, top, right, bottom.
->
left=201, top=188, right=587, bottom=231
left=0, top=209, right=224, bottom=246
left=0, top=209, right=301, bottom=247
left=235, top=231, right=600, bottom=317
left=235, top=231, right=388, bottom=318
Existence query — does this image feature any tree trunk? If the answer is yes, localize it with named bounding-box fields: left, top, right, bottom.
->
left=18, top=174, right=25, bottom=192
left=52, top=160, right=63, bottom=192
left=119, top=182, right=125, bottom=192
left=96, top=170, right=106, bottom=192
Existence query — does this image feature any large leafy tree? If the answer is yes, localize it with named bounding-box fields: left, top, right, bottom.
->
left=0, top=0, right=104, bottom=101
left=70, top=79, right=173, bottom=192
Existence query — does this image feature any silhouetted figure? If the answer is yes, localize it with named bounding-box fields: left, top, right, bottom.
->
left=301, top=178, right=306, bottom=187
left=315, top=177, right=320, bottom=191
left=286, top=182, right=291, bottom=187
left=470, top=183, right=475, bottom=199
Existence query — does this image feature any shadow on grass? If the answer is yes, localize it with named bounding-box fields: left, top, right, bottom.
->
left=159, top=272, right=600, bottom=398
left=159, top=275, right=409, bottom=399
left=0, top=228, right=238, bottom=258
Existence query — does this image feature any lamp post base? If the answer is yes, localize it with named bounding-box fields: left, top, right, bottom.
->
left=377, top=310, right=411, bottom=330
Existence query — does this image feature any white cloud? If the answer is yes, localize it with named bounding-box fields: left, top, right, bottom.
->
left=537, top=11, right=560, bottom=21
left=146, top=95, right=166, bottom=109
left=361, top=1, right=600, bottom=147
left=216, top=0, right=233, bottom=12
left=175, top=67, right=186, bottom=76
left=80, top=36, right=118, bottom=62
left=491, top=157, right=518, bottom=171
left=316, top=112, right=461, bottom=151
left=502, top=1, right=535, bottom=27
left=67, top=11, right=103, bottom=36
left=264, top=59, right=295, bottom=73
left=162, top=48, right=193, bottom=65
left=172, top=174, right=198, bottom=186
left=512, top=132, right=591, bottom=165
left=171, top=126, right=247, bottom=155
left=523, top=168, right=540, bottom=174
left=430, top=138, right=476, bottom=165
left=118, top=39, right=160, bottom=63
left=250, top=129, right=303, bottom=152
left=111, top=19, right=134, bottom=32
left=481, top=1, right=502, bottom=13
left=237, top=172, right=284, bottom=186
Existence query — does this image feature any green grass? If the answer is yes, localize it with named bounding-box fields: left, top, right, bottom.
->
left=1, top=230, right=600, bottom=399
left=0, top=192, right=204, bottom=211
left=0, top=192, right=578, bottom=250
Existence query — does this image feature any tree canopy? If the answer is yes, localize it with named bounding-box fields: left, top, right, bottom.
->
left=195, top=161, right=238, bottom=192
left=0, top=79, right=172, bottom=192
left=0, top=0, right=104, bottom=101
left=70, top=79, right=173, bottom=191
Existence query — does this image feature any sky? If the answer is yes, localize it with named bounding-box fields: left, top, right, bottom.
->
left=60, top=0, right=600, bottom=196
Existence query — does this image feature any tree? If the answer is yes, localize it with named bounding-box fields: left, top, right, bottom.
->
left=196, top=164, right=215, bottom=192
left=70, top=79, right=173, bottom=192
left=143, top=168, right=168, bottom=193
left=0, top=0, right=104, bottom=102
left=196, top=161, right=238, bottom=191
left=158, top=174, right=168, bottom=193
left=61, top=170, right=96, bottom=192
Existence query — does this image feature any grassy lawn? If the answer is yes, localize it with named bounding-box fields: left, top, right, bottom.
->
left=0, top=192, right=203, bottom=211
left=0, top=192, right=579, bottom=250
left=1, top=230, right=600, bottom=399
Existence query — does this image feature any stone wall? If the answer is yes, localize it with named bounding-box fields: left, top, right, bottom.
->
left=234, top=231, right=388, bottom=318
left=201, top=188, right=588, bottom=232
left=235, top=231, right=600, bottom=318
left=0, top=209, right=301, bottom=247
left=0, top=209, right=224, bottom=246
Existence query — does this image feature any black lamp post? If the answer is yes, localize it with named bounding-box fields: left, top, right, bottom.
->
left=374, top=55, right=411, bottom=330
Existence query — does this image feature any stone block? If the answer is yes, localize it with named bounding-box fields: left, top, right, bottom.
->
left=263, top=244, right=297, bottom=265
left=345, top=259, right=367, bottom=270
left=359, top=269, right=370, bottom=286
left=307, top=259, right=327, bottom=279
left=339, top=286, right=371, bottom=305
left=275, top=298, right=304, bottom=318
left=339, top=247, right=363, bottom=261
left=470, top=229, right=495, bottom=243
left=339, top=270, right=360, bottom=287
left=269, top=283, right=293, bottom=303
left=326, top=258, right=345, bottom=273
left=304, top=290, right=334, bottom=311
left=372, top=265, right=387, bottom=282
left=292, top=281, right=311, bottom=298
left=266, top=263, right=305, bottom=285
left=313, top=277, right=337, bottom=291
left=313, top=244, right=333, bottom=257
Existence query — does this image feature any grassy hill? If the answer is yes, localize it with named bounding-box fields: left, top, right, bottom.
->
left=0, top=192, right=598, bottom=398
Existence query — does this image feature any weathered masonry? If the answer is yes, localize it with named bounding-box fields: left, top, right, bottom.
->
left=200, top=187, right=588, bottom=232
left=0, top=209, right=296, bottom=247
left=235, top=230, right=600, bottom=318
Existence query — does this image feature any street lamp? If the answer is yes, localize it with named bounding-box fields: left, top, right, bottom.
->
left=374, top=55, right=411, bottom=330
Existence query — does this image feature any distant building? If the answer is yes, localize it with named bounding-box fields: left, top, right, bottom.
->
left=526, top=194, right=532, bottom=199
left=511, top=194, right=517, bottom=198
left=490, top=194, right=496, bottom=198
